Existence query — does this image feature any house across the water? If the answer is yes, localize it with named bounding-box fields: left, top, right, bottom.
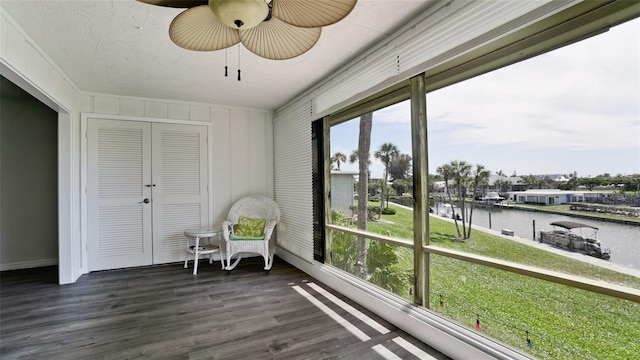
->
left=506, top=189, right=607, bottom=205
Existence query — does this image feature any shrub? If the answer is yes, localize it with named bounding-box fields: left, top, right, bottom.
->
left=367, top=206, right=380, bottom=220
left=381, top=207, right=396, bottom=215
left=388, top=196, right=414, bottom=208
left=331, top=209, right=348, bottom=225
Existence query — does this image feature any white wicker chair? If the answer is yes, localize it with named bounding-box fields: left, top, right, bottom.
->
left=222, top=196, right=280, bottom=270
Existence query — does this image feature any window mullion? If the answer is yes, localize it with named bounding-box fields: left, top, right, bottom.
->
left=410, top=74, right=429, bottom=307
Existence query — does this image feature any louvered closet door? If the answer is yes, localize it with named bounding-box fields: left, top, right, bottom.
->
left=87, top=119, right=153, bottom=271
left=151, top=123, right=208, bottom=264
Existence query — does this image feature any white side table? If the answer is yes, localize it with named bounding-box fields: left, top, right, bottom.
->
left=184, top=228, right=223, bottom=275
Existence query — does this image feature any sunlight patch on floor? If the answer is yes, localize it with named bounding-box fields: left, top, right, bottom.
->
left=306, top=282, right=390, bottom=334
left=393, top=336, right=439, bottom=359
left=291, top=285, right=371, bottom=341
left=293, top=282, right=441, bottom=359
left=372, top=344, right=402, bottom=360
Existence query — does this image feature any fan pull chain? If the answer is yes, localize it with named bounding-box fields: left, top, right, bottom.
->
left=396, top=45, right=400, bottom=75
left=225, top=49, right=228, bottom=77
left=237, top=44, right=241, bottom=81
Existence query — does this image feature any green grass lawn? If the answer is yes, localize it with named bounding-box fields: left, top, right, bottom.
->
left=355, top=202, right=640, bottom=359
left=367, top=201, right=414, bottom=239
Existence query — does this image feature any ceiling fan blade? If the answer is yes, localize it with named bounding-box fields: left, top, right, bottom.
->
left=137, top=0, right=207, bottom=8
left=169, top=5, right=240, bottom=51
left=240, top=17, right=321, bottom=60
left=271, top=0, right=357, bottom=28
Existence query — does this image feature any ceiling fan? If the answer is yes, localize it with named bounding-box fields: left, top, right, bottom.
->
left=138, top=0, right=358, bottom=60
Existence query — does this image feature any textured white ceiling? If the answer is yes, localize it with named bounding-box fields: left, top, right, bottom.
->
left=1, top=0, right=432, bottom=110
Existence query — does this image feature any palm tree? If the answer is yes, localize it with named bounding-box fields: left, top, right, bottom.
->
left=374, top=143, right=399, bottom=210
left=354, top=112, right=372, bottom=279
left=436, top=163, right=461, bottom=237
left=450, top=160, right=471, bottom=237
left=349, top=149, right=358, bottom=164
left=388, top=153, right=412, bottom=181
left=330, top=210, right=356, bottom=273
left=366, top=241, right=410, bottom=295
left=466, top=164, right=490, bottom=239
left=391, top=178, right=411, bottom=197
left=349, top=149, right=371, bottom=166
left=332, top=233, right=357, bottom=274
left=349, top=149, right=374, bottom=199
left=331, top=152, right=347, bottom=170
left=493, top=179, right=508, bottom=193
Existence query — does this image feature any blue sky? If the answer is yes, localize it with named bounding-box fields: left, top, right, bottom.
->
left=331, top=18, right=639, bottom=179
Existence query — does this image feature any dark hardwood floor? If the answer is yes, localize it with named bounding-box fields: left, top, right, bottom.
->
left=1, top=257, right=449, bottom=360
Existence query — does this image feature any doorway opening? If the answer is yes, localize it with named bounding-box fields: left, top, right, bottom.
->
left=0, top=75, right=59, bottom=283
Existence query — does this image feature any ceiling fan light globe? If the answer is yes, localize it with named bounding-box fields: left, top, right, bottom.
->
left=209, top=0, right=268, bottom=29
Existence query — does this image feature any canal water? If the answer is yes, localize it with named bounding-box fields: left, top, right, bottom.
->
left=462, top=207, right=640, bottom=271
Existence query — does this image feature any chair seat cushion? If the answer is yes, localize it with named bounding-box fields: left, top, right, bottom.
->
left=236, top=216, right=266, bottom=237
left=230, top=233, right=265, bottom=240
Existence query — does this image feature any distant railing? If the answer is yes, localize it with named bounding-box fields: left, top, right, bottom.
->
left=585, top=195, right=640, bottom=207
left=571, top=203, right=640, bottom=218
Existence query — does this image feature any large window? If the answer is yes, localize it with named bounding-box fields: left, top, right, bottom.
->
left=423, top=17, right=639, bottom=359
left=323, top=15, right=639, bottom=360
left=328, top=100, right=415, bottom=299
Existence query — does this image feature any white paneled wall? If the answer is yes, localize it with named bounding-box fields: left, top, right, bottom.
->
left=87, top=94, right=216, bottom=122
left=229, top=108, right=252, bottom=200
left=215, top=107, right=273, bottom=226
left=211, top=107, right=233, bottom=227
left=86, top=94, right=274, bottom=230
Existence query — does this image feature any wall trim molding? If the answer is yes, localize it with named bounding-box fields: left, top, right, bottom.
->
left=0, top=258, right=58, bottom=272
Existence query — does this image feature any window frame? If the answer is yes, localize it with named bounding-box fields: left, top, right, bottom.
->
left=320, top=0, right=640, bottom=309
left=308, top=2, right=640, bottom=358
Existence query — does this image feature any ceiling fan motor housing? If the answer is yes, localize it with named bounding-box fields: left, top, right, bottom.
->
left=209, top=0, right=269, bottom=29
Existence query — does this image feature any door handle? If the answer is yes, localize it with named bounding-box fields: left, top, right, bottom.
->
left=138, top=198, right=150, bottom=204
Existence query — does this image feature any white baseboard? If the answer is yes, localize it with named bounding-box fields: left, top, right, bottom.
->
left=0, top=258, right=58, bottom=271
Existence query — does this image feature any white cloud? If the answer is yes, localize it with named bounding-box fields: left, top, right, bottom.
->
left=427, top=19, right=639, bottom=153
left=373, top=101, right=411, bottom=124
left=332, top=18, right=640, bottom=176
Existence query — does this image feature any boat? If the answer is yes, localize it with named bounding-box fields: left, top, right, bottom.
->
left=539, top=221, right=611, bottom=260
left=438, top=208, right=461, bottom=220
left=471, top=192, right=505, bottom=208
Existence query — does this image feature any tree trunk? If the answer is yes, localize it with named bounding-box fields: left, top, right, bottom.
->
left=467, top=203, right=475, bottom=239
left=379, top=171, right=386, bottom=219
left=445, top=183, right=461, bottom=238
left=458, top=182, right=467, bottom=238
left=355, top=112, right=372, bottom=279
